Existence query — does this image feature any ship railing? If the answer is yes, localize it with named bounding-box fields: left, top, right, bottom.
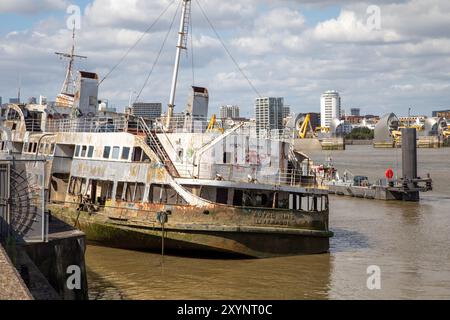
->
left=176, top=165, right=312, bottom=187
left=155, top=115, right=210, bottom=134
left=45, top=116, right=155, bottom=134
left=255, top=129, right=296, bottom=141
left=23, top=119, right=44, bottom=132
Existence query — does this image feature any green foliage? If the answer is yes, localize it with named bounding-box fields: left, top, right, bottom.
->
left=346, top=127, right=374, bottom=140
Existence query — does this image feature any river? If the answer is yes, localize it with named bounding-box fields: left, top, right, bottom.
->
left=85, top=145, right=450, bottom=300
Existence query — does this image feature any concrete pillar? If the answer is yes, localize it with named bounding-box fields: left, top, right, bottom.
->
left=401, top=128, right=419, bottom=201
left=402, top=128, right=417, bottom=180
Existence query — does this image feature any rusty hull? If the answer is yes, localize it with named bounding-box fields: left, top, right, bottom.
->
left=49, top=201, right=332, bottom=258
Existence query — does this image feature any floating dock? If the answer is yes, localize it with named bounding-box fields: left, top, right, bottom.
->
left=327, top=128, right=432, bottom=202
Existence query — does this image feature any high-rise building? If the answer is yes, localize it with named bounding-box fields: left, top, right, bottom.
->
left=432, top=110, right=450, bottom=118
left=0, top=96, right=2, bottom=105
left=282, top=106, right=291, bottom=119
left=219, top=105, right=240, bottom=119
left=320, top=90, right=341, bottom=128
left=9, top=98, right=20, bottom=104
left=28, top=97, right=37, bottom=104
left=255, top=97, right=284, bottom=136
left=351, top=108, right=361, bottom=117
left=131, top=102, right=162, bottom=119
left=39, top=95, right=47, bottom=106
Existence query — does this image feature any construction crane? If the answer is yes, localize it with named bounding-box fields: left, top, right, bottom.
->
left=391, top=129, right=402, bottom=145
left=443, top=125, right=450, bottom=138
left=298, top=114, right=315, bottom=139
left=206, top=114, right=224, bottom=133
left=315, top=127, right=330, bottom=134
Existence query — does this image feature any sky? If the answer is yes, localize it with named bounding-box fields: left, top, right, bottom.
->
left=0, top=0, right=449, bottom=118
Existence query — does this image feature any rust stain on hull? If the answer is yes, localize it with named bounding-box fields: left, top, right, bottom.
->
left=49, top=203, right=332, bottom=258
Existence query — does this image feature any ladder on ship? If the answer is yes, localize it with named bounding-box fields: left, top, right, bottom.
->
left=138, top=118, right=180, bottom=178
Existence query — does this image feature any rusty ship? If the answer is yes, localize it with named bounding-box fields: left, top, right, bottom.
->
left=0, top=0, right=332, bottom=258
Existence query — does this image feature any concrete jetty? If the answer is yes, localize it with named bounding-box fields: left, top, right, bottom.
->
left=0, top=244, right=32, bottom=300
left=0, top=217, right=88, bottom=300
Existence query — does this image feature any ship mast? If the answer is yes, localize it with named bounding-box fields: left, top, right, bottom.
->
left=55, top=22, right=87, bottom=95
left=166, top=0, right=191, bottom=129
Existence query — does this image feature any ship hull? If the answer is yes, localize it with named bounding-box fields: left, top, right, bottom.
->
left=50, top=205, right=332, bottom=258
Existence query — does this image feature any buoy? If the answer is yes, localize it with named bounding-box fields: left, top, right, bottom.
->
left=385, top=168, right=394, bottom=180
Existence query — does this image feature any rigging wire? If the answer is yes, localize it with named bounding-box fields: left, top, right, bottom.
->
left=189, top=12, right=195, bottom=86
left=98, top=0, right=177, bottom=86
left=134, top=0, right=181, bottom=104
left=194, top=0, right=262, bottom=98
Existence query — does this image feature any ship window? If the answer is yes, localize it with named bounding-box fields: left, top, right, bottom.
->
left=276, top=193, right=289, bottom=209
left=112, top=146, right=120, bottom=160
left=74, top=145, right=80, bottom=157
left=216, top=188, right=228, bottom=204
left=23, top=143, right=28, bottom=153
left=233, top=190, right=243, bottom=206
left=116, top=182, right=124, bottom=200
left=301, top=195, right=309, bottom=211
left=150, top=184, right=186, bottom=205
left=121, top=147, right=130, bottom=160
left=49, top=144, right=55, bottom=155
left=80, top=145, right=87, bottom=158
left=68, top=177, right=86, bottom=195
left=124, top=183, right=135, bottom=202
left=142, top=152, right=150, bottom=162
left=310, top=196, right=316, bottom=212
left=87, top=146, right=94, bottom=158
left=103, top=146, right=111, bottom=159
left=135, top=183, right=145, bottom=202
left=223, top=152, right=231, bottom=164
left=27, top=143, right=33, bottom=153
left=32, top=143, right=38, bottom=153
left=38, top=144, right=45, bottom=155
left=123, top=183, right=147, bottom=202
left=93, top=180, right=113, bottom=205
left=132, top=147, right=142, bottom=162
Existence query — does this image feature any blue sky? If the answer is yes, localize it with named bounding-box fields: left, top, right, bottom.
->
left=1, top=0, right=449, bottom=117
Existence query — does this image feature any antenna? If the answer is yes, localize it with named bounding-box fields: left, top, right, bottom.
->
left=55, top=22, right=87, bottom=95
left=17, top=74, right=21, bottom=104
left=166, top=0, right=191, bottom=129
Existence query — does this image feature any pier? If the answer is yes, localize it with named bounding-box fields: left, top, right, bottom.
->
left=0, top=244, right=32, bottom=300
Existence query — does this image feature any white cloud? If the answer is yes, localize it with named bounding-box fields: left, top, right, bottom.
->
left=0, top=0, right=68, bottom=14
left=313, top=10, right=401, bottom=43
left=0, top=0, right=450, bottom=116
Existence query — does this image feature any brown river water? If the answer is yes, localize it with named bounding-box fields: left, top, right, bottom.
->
left=85, top=145, right=450, bottom=300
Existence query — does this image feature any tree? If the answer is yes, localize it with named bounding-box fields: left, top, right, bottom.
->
left=346, top=127, right=374, bottom=140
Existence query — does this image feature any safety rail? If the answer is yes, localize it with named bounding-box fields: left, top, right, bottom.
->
left=156, top=115, right=210, bottom=133
left=175, top=165, right=313, bottom=188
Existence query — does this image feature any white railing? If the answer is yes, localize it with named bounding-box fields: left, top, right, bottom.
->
left=45, top=116, right=153, bottom=134
left=175, top=164, right=314, bottom=187
left=156, top=115, right=210, bottom=133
